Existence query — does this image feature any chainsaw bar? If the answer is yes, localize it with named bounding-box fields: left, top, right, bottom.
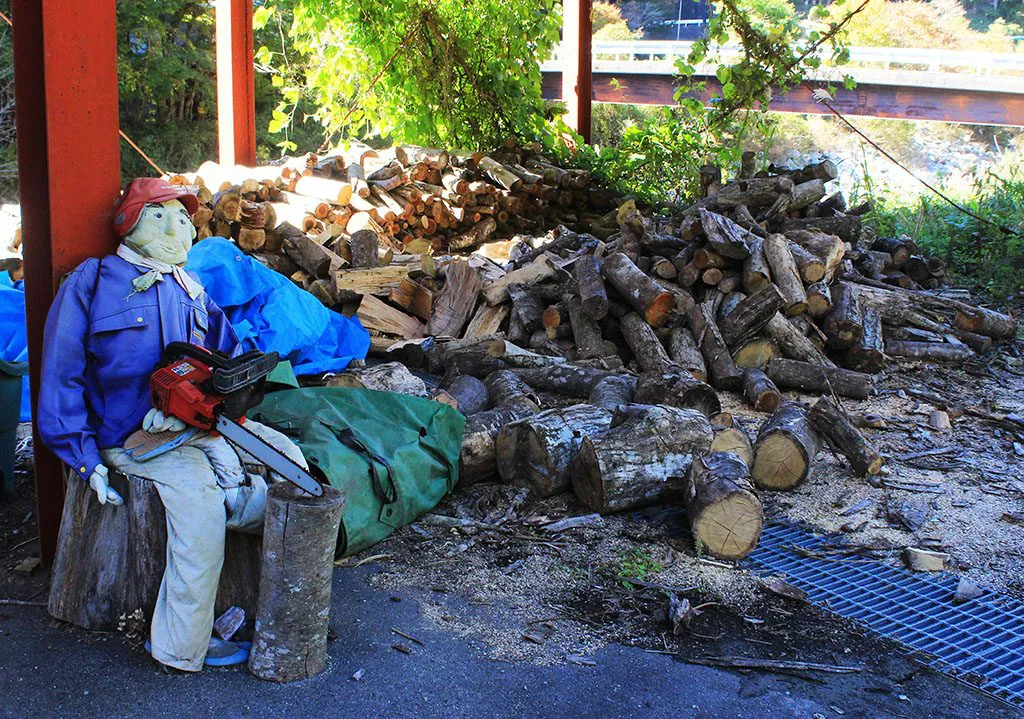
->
left=215, top=415, right=323, bottom=496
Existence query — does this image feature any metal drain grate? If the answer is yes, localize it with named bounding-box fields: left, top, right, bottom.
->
left=747, top=523, right=1024, bottom=706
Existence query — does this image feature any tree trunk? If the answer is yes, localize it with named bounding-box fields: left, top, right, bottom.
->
left=326, top=362, right=427, bottom=397
left=571, top=406, right=713, bottom=513
left=807, top=396, right=883, bottom=477
left=443, top=374, right=490, bottom=415
left=752, top=402, right=822, bottom=490
left=621, top=312, right=676, bottom=373
left=685, top=452, right=763, bottom=560
left=845, top=305, right=884, bottom=373
left=565, top=292, right=607, bottom=359
left=511, top=365, right=626, bottom=398
left=954, top=306, right=1016, bottom=340
left=601, top=252, right=675, bottom=328
left=496, top=405, right=613, bottom=497
left=48, top=472, right=261, bottom=631
left=765, top=358, right=873, bottom=400
left=634, top=371, right=722, bottom=418
left=743, top=368, right=781, bottom=413
left=805, top=281, right=832, bottom=318
left=459, top=396, right=539, bottom=486
left=743, top=236, right=772, bottom=291
left=823, top=281, right=863, bottom=350
left=668, top=327, right=707, bottom=382
left=688, top=302, right=743, bottom=390
left=884, top=340, right=974, bottom=363
left=763, top=234, right=807, bottom=315
left=589, top=375, right=636, bottom=412
left=574, top=254, right=609, bottom=319
left=710, top=427, right=754, bottom=467
left=249, top=484, right=344, bottom=683
left=718, top=284, right=786, bottom=347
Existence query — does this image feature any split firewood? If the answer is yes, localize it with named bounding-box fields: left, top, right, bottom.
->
left=807, top=396, right=883, bottom=477
left=765, top=358, right=874, bottom=400
left=685, top=452, right=763, bottom=560
left=572, top=405, right=713, bottom=513
left=430, top=259, right=482, bottom=338
left=349, top=229, right=380, bottom=268
left=496, top=404, right=613, bottom=497
left=751, top=401, right=822, bottom=490
left=698, top=208, right=754, bottom=259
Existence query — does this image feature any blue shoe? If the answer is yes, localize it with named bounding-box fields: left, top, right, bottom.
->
left=145, top=638, right=251, bottom=667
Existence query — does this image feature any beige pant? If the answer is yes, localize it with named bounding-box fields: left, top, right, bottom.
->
left=102, top=420, right=307, bottom=672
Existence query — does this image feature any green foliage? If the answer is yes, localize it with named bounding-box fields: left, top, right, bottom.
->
left=0, top=0, right=16, bottom=199
left=592, top=1, right=643, bottom=40
left=576, top=0, right=857, bottom=203
left=261, top=0, right=561, bottom=152
left=612, top=548, right=665, bottom=587
left=861, top=165, right=1024, bottom=297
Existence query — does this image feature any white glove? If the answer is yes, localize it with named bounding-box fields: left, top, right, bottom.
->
left=88, top=464, right=124, bottom=506
left=143, top=408, right=187, bottom=434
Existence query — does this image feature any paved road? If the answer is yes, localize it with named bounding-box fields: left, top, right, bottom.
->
left=0, top=568, right=1015, bottom=719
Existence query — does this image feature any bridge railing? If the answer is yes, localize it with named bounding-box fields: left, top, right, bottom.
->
left=543, top=41, right=1024, bottom=76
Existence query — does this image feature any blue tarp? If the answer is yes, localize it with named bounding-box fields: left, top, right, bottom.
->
left=186, top=237, right=369, bottom=374
left=0, top=272, right=30, bottom=421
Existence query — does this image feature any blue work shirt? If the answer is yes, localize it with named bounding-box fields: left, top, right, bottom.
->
left=38, top=254, right=240, bottom=482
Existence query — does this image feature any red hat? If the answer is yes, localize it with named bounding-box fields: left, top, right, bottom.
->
left=113, top=178, right=200, bottom=238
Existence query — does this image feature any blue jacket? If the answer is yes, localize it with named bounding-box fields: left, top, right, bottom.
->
left=38, top=255, right=240, bottom=482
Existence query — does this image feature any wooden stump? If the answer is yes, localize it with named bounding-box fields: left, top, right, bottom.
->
left=48, top=472, right=261, bottom=632
left=751, top=402, right=822, bottom=490
left=496, top=404, right=613, bottom=497
left=571, top=405, right=712, bottom=513
left=249, top=484, right=345, bottom=683
left=685, top=452, right=763, bottom=560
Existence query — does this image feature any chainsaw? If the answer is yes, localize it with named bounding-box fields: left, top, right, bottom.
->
left=149, top=342, right=323, bottom=496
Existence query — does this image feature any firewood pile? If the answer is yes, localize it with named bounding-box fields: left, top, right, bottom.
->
left=171, top=150, right=1018, bottom=565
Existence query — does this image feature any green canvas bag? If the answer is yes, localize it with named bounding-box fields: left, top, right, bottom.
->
left=251, top=387, right=465, bottom=556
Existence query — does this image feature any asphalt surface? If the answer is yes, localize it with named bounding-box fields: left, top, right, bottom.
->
left=0, top=567, right=1016, bottom=719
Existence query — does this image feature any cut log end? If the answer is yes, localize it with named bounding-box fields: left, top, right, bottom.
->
left=691, top=492, right=763, bottom=561
left=751, top=432, right=809, bottom=490
left=645, top=292, right=677, bottom=328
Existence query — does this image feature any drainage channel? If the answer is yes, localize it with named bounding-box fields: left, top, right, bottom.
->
left=746, top=522, right=1024, bottom=707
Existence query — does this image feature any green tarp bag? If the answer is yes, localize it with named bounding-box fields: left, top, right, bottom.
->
left=251, top=387, right=465, bottom=557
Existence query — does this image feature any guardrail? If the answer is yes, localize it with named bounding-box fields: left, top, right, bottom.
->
left=543, top=40, right=1024, bottom=76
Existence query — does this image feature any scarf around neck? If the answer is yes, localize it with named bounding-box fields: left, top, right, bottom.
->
left=117, top=244, right=204, bottom=300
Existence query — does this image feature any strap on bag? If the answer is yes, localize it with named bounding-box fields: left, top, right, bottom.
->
left=318, top=421, right=400, bottom=524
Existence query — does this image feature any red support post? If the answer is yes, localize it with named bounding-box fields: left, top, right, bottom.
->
left=562, top=0, right=593, bottom=143
left=216, top=0, right=257, bottom=166
left=12, top=0, right=122, bottom=564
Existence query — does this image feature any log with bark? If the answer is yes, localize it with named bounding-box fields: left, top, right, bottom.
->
left=634, top=371, right=722, bottom=418
left=667, top=327, right=707, bottom=382
left=443, top=374, right=490, bottom=415
left=751, top=402, right=822, bottom=490
left=766, top=357, right=874, bottom=400
left=763, top=234, right=807, bottom=316
left=685, top=452, right=763, bottom=560
left=844, top=304, right=884, bottom=374
left=688, top=302, right=743, bottom=390
left=589, top=375, right=637, bottom=412
left=709, top=427, right=754, bottom=466
left=718, top=284, right=786, bottom=347
left=430, top=259, right=482, bottom=338
left=249, top=484, right=345, bottom=683
left=459, top=395, right=540, bottom=486
left=601, top=252, right=676, bottom=328
left=326, top=362, right=428, bottom=396
left=742, top=368, right=781, bottom=413
left=807, top=396, right=883, bottom=477
left=496, top=404, right=614, bottom=497
left=571, top=405, right=713, bottom=513
left=884, top=340, right=974, bottom=363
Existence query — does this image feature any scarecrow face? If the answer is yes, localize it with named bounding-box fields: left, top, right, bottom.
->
left=125, top=199, right=196, bottom=266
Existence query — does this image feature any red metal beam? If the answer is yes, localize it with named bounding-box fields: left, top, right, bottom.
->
left=562, top=0, right=593, bottom=143
left=542, top=71, right=1024, bottom=127
left=12, top=0, right=122, bottom=564
left=216, top=0, right=256, bottom=166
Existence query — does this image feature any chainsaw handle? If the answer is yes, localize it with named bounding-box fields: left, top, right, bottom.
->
left=161, top=342, right=231, bottom=370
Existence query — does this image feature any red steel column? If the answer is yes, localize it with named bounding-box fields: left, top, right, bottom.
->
left=562, top=0, right=593, bottom=143
left=216, top=0, right=257, bottom=166
left=12, top=0, right=122, bottom=563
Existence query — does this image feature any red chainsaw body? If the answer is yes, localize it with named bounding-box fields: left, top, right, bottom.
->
left=150, top=357, right=230, bottom=432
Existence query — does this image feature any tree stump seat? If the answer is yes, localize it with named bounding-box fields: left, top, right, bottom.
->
left=47, top=470, right=261, bottom=634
